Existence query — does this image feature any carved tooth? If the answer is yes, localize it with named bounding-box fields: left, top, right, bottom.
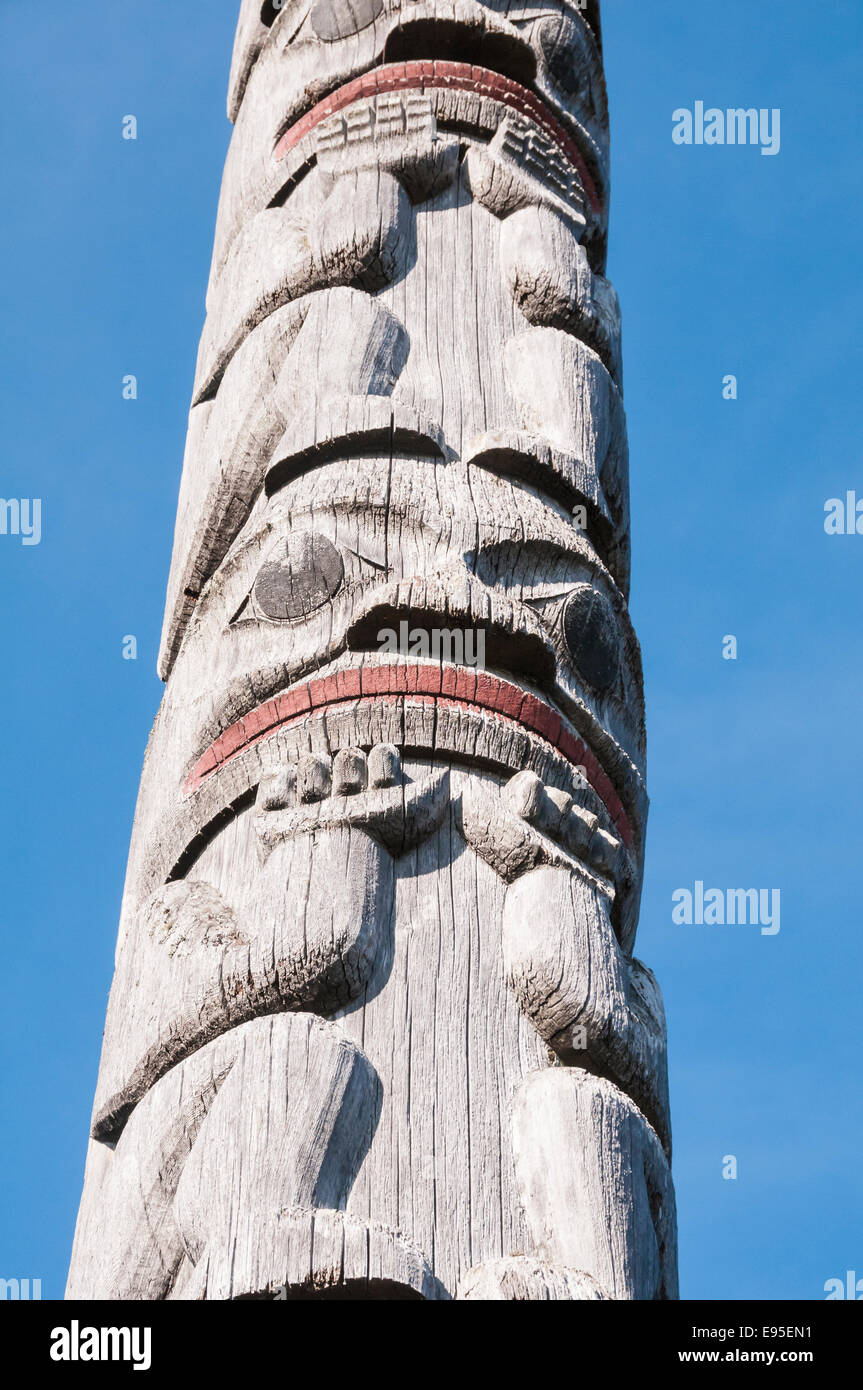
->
left=332, top=747, right=368, bottom=795
left=297, top=753, right=332, bottom=803
left=368, top=743, right=401, bottom=789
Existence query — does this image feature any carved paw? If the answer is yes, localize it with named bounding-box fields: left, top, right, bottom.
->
left=255, top=744, right=449, bottom=858
left=241, top=746, right=448, bottom=1013
left=315, top=93, right=460, bottom=204
left=505, top=769, right=621, bottom=875
left=461, top=767, right=621, bottom=886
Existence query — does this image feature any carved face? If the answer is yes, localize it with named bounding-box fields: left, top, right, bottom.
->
left=225, top=0, right=609, bottom=262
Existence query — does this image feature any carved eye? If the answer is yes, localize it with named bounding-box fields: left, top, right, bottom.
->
left=562, top=583, right=619, bottom=691
left=537, top=16, right=599, bottom=116
left=253, top=532, right=344, bottom=621
left=310, top=0, right=383, bottom=42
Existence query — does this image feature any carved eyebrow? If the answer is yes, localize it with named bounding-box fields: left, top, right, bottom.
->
left=506, top=9, right=566, bottom=21
left=472, top=536, right=595, bottom=571
left=265, top=425, right=446, bottom=497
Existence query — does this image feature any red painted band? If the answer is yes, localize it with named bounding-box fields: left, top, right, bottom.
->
left=274, top=61, right=602, bottom=214
left=185, top=664, right=632, bottom=848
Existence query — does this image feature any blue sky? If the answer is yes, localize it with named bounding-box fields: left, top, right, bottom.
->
left=1, top=0, right=860, bottom=1299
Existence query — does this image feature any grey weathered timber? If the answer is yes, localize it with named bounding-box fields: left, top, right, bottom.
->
left=67, top=0, right=677, bottom=1300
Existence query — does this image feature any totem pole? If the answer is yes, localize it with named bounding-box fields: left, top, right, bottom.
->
left=68, top=0, right=677, bottom=1300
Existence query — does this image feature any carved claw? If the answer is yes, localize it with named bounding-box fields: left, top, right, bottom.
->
left=465, top=119, right=589, bottom=232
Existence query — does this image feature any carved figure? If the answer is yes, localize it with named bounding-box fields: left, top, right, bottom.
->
left=68, top=0, right=677, bottom=1301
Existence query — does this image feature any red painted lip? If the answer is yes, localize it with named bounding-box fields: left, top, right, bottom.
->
left=274, top=60, right=602, bottom=215
left=185, top=664, right=632, bottom=848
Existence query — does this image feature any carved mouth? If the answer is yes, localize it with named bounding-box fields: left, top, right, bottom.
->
left=184, top=660, right=633, bottom=849
left=274, top=60, right=602, bottom=215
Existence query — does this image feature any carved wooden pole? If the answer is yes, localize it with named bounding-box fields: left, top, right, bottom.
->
left=68, top=0, right=676, bottom=1301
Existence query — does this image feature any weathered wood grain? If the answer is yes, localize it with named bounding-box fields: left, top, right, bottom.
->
left=68, top=0, right=677, bottom=1301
